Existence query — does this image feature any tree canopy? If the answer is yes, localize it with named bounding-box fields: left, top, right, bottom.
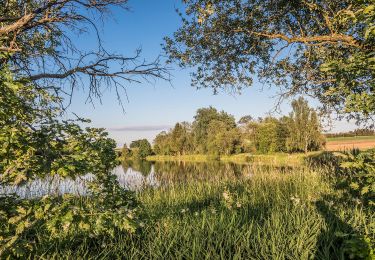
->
left=286, top=97, right=325, bottom=153
left=0, top=1, right=167, bottom=256
left=193, top=107, right=237, bottom=153
left=165, top=0, right=375, bottom=123
left=1, top=0, right=169, bottom=105
left=130, top=139, right=153, bottom=159
left=152, top=100, right=325, bottom=156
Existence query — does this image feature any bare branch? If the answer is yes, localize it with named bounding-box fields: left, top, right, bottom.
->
left=1, top=0, right=170, bottom=108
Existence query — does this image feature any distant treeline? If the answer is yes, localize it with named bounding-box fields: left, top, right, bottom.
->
left=325, top=129, right=375, bottom=138
left=122, top=98, right=326, bottom=159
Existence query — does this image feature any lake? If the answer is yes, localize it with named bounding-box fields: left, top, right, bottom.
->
left=0, top=160, right=255, bottom=198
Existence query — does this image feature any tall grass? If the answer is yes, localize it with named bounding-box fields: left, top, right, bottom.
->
left=147, top=152, right=319, bottom=166
left=32, top=166, right=373, bottom=259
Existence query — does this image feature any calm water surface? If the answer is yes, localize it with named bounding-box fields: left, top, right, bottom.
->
left=0, top=161, right=254, bottom=198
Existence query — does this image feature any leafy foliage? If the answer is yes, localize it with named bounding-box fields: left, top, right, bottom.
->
left=152, top=123, right=195, bottom=156
left=193, top=107, right=237, bottom=153
left=0, top=192, right=138, bottom=257
left=1, top=68, right=115, bottom=184
left=152, top=107, right=241, bottom=156
left=0, top=68, right=139, bottom=257
left=165, top=0, right=375, bottom=122
left=206, top=120, right=241, bottom=156
left=326, top=128, right=375, bottom=138
left=286, top=97, right=325, bottom=153
left=130, top=139, right=153, bottom=159
left=152, top=100, right=324, bottom=156
left=339, top=149, right=375, bottom=206
left=254, top=117, right=289, bottom=153
left=337, top=232, right=375, bottom=260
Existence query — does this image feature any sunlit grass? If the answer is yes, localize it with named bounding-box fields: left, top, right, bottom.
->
left=34, top=166, right=373, bottom=259
left=146, top=154, right=211, bottom=162
left=147, top=152, right=319, bottom=167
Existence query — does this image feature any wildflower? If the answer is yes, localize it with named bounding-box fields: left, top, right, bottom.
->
left=139, top=222, right=145, bottom=228
left=222, top=189, right=235, bottom=209
left=180, top=208, right=189, bottom=214
left=127, top=212, right=134, bottom=219
left=223, top=191, right=230, bottom=201
left=290, top=195, right=300, bottom=205
left=236, top=202, right=242, bottom=208
left=62, top=222, right=71, bottom=231
left=194, top=212, right=199, bottom=216
left=307, top=195, right=317, bottom=203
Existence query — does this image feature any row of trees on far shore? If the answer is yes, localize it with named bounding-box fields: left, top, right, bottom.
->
left=123, top=97, right=326, bottom=159
left=325, top=129, right=375, bottom=138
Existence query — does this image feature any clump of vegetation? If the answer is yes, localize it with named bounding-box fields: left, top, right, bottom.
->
left=306, top=149, right=375, bottom=207
left=165, top=0, right=375, bottom=124
left=151, top=98, right=325, bottom=157
left=0, top=68, right=140, bottom=258
left=326, top=129, right=375, bottom=139
left=129, top=139, right=153, bottom=159
left=0, top=0, right=168, bottom=258
left=120, top=139, right=153, bottom=160
left=153, top=107, right=240, bottom=156
left=339, top=149, right=375, bottom=206
left=285, top=97, right=326, bottom=153
left=11, top=165, right=372, bottom=259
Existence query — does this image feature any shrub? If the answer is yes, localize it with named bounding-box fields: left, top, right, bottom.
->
left=339, top=149, right=375, bottom=206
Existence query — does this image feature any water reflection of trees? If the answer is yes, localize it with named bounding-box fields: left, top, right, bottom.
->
left=120, top=160, right=303, bottom=188
left=153, top=161, right=252, bottom=185
left=122, top=160, right=152, bottom=176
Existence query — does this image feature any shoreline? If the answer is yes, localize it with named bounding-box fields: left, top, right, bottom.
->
left=145, top=152, right=318, bottom=166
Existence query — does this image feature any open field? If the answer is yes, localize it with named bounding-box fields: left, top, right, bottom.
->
left=325, top=136, right=375, bottom=151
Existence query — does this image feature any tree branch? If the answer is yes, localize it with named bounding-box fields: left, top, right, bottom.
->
left=251, top=32, right=361, bottom=48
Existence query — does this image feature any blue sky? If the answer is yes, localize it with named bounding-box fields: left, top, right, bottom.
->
left=67, top=0, right=356, bottom=146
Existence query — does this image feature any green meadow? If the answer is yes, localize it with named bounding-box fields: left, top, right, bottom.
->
left=18, top=158, right=373, bottom=259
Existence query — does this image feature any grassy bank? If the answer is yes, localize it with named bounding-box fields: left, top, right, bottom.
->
left=147, top=152, right=319, bottom=167
left=146, top=154, right=212, bottom=162
left=33, top=166, right=373, bottom=259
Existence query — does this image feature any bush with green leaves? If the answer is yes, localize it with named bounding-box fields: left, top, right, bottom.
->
left=336, top=232, right=375, bottom=260
left=0, top=68, right=140, bottom=257
left=305, top=149, right=374, bottom=206
left=339, top=149, right=375, bottom=206
left=0, top=193, right=139, bottom=257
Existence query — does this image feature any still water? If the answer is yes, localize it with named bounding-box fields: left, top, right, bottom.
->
left=0, top=161, right=254, bottom=198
